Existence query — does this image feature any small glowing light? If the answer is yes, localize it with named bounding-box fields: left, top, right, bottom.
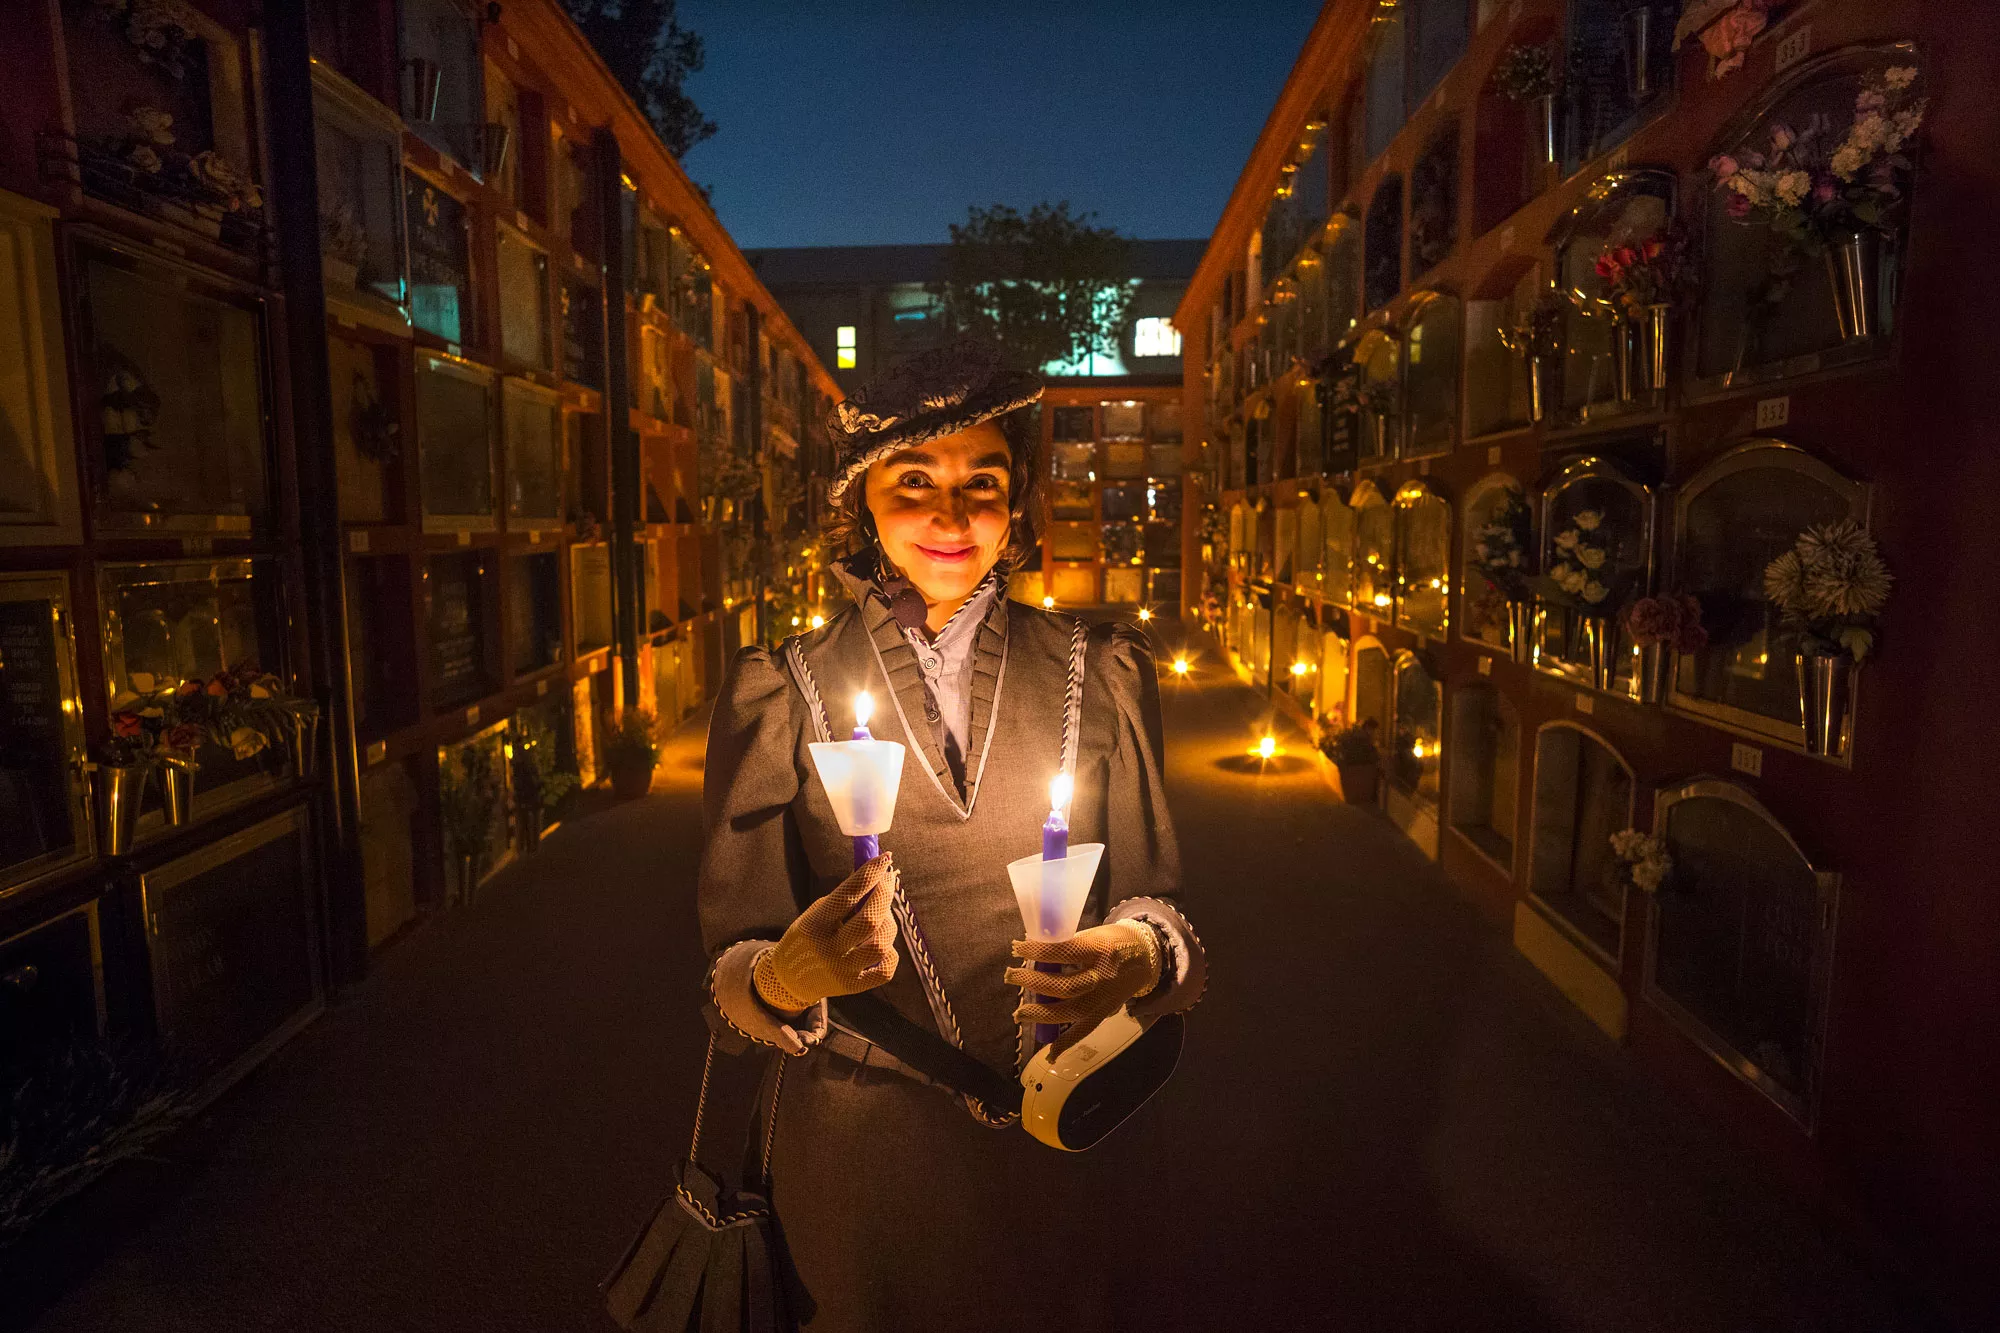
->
left=1043, top=595, right=1055, bottom=610
left=1048, top=772, right=1073, bottom=815
left=791, top=616, right=801, bottom=627
left=1256, top=735, right=1277, bottom=760
left=503, top=742, right=515, bottom=760
left=1138, top=608, right=1152, bottom=622
left=1290, top=661, right=1308, bottom=677
left=853, top=692, right=873, bottom=728
left=1172, top=656, right=1190, bottom=676
left=1411, top=740, right=1428, bottom=760
left=810, top=613, right=825, bottom=629
left=1373, top=594, right=1392, bottom=608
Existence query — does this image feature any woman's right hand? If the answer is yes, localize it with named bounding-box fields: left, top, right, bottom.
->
left=752, top=853, right=901, bottom=1013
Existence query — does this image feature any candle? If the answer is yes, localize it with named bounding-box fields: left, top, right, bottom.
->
left=1034, top=773, right=1073, bottom=1048
left=806, top=691, right=906, bottom=869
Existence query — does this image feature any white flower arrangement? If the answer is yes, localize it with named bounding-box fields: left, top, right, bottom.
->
left=1537, top=510, right=1616, bottom=608
left=1610, top=828, right=1672, bottom=894
left=1471, top=489, right=1534, bottom=602
left=1763, top=518, right=1892, bottom=660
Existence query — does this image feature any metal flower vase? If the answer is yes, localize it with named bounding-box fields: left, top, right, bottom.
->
left=159, top=757, right=195, bottom=827
left=1796, top=654, right=1854, bottom=757
left=1533, top=93, right=1559, bottom=168
left=286, top=711, right=321, bottom=780
left=1622, top=7, right=1653, bottom=104
left=1507, top=600, right=1535, bottom=665
left=1525, top=352, right=1551, bottom=423
left=1581, top=615, right=1617, bottom=692
left=1633, top=642, right=1665, bottom=705
left=93, top=762, right=149, bottom=857
left=1618, top=305, right=1671, bottom=401
left=1825, top=230, right=1881, bottom=342
left=455, top=852, right=481, bottom=906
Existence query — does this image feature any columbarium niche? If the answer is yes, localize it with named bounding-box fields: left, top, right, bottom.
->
left=1393, top=480, right=1450, bottom=638
left=1448, top=682, right=1520, bottom=873
left=1321, top=487, right=1355, bottom=607
left=1351, top=482, right=1393, bottom=616
left=1388, top=650, right=1442, bottom=854
left=0, top=575, right=90, bottom=891
left=1401, top=291, right=1461, bottom=458
left=1547, top=170, right=1674, bottom=420
left=1354, top=325, right=1401, bottom=465
left=1364, top=176, right=1403, bottom=312
left=1351, top=638, right=1392, bottom=738
left=1316, top=625, right=1351, bottom=724
left=1534, top=454, right=1654, bottom=695
left=1668, top=440, right=1869, bottom=750
left=1693, top=45, right=1923, bottom=389
left=1295, top=490, right=1324, bottom=592
left=1647, top=779, right=1839, bottom=1124
left=1528, top=722, right=1633, bottom=964
left=1459, top=472, right=1530, bottom=653
left=1465, top=263, right=1542, bottom=437
left=415, top=355, right=496, bottom=531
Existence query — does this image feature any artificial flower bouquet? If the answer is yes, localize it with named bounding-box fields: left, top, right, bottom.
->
left=1534, top=510, right=1618, bottom=611
left=104, top=664, right=318, bottom=767
left=1762, top=519, right=1891, bottom=661
left=1471, top=490, right=1535, bottom=605
left=1492, top=44, right=1559, bottom=101
left=1609, top=828, right=1673, bottom=895
left=1709, top=65, right=1925, bottom=254
left=1500, top=288, right=1568, bottom=361
left=1624, top=593, right=1710, bottom=655
left=1593, top=229, right=1693, bottom=316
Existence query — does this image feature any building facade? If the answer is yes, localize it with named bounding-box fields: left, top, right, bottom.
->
left=0, top=0, right=833, bottom=1105
left=752, top=240, right=1199, bottom=608
left=1179, top=0, right=1998, bottom=1324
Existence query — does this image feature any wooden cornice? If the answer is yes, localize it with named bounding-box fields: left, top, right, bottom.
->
left=500, top=0, right=842, bottom=401
left=1174, top=0, right=1373, bottom=337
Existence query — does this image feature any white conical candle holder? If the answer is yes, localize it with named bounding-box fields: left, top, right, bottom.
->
left=1006, top=843, right=1106, bottom=943
left=807, top=739, right=906, bottom=836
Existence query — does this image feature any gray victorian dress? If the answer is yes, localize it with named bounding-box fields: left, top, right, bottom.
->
left=697, top=564, right=1206, bottom=1332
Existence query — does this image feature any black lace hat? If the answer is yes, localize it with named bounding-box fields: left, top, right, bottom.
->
left=823, top=337, right=1041, bottom=505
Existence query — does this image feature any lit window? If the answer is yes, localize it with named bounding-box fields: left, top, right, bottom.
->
left=836, top=325, right=857, bottom=369
left=1133, top=317, right=1182, bottom=358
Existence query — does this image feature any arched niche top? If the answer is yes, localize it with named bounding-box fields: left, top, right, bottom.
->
left=1464, top=468, right=1526, bottom=509
left=1394, top=476, right=1443, bottom=508
left=1399, top=287, right=1461, bottom=331
left=1537, top=451, right=1655, bottom=502
left=1674, top=437, right=1870, bottom=523
left=1652, top=776, right=1832, bottom=880
left=1706, top=41, right=1922, bottom=163
left=1544, top=168, right=1677, bottom=305
left=1533, top=717, right=1635, bottom=779
left=1349, top=477, right=1389, bottom=510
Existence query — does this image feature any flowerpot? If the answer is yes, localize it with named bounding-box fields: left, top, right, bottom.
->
left=160, top=759, right=195, bottom=826
left=1623, top=7, right=1653, bottom=104
left=1825, top=230, right=1880, bottom=343
left=93, top=762, right=149, bottom=857
left=1581, top=615, right=1616, bottom=692
left=1796, top=654, right=1854, bottom=757
left=1507, top=600, right=1535, bottom=665
left=610, top=760, right=655, bottom=800
left=1336, top=761, right=1380, bottom=806
left=1533, top=93, right=1559, bottom=168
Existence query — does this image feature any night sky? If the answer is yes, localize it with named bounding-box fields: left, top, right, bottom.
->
left=676, top=1, right=1322, bottom=250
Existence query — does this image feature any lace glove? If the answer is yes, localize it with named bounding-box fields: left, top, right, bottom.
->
left=1007, top=920, right=1163, bottom=1055
left=753, top=853, right=900, bottom=1013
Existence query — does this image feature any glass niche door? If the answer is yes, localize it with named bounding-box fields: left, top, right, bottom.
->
left=0, top=574, right=92, bottom=892
left=1534, top=455, right=1654, bottom=695
left=1393, top=480, right=1450, bottom=638
left=416, top=354, right=497, bottom=532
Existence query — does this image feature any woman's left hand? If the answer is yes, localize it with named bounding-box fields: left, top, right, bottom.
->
left=1008, top=921, right=1161, bottom=1055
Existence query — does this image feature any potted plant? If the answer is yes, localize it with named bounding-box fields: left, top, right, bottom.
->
left=1493, top=43, right=1561, bottom=168
left=603, top=708, right=663, bottom=800
left=1763, top=519, right=1891, bottom=757
left=1322, top=721, right=1381, bottom=806
left=1709, top=64, right=1926, bottom=341
left=440, top=742, right=502, bottom=904
left=1623, top=593, right=1709, bottom=702
left=1470, top=489, right=1536, bottom=662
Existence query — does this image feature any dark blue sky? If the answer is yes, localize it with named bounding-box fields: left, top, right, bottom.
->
left=676, top=1, right=1322, bottom=249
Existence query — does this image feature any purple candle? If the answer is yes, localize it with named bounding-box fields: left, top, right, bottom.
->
left=851, top=692, right=878, bottom=866
left=1034, top=773, right=1073, bottom=1048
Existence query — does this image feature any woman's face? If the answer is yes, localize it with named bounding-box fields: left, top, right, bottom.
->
left=863, top=419, right=1013, bottom=612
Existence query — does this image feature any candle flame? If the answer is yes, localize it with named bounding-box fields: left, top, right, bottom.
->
left=1048, top=772, right=1073, bottom=815
left=1042, top=595, right=1055, bottom=610
left=1172, top=656, right=1190, bottom=675
left=810, top=613, right=825, bottom=629
left=1257, top=735, right=1277, bottom=760
left=1137, top=608, right=1152, bottom=622
left=854, top=692, right=872, bottom=728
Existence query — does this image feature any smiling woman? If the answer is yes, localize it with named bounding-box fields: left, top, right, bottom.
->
left=678, top=336, right=1208, bottom=1332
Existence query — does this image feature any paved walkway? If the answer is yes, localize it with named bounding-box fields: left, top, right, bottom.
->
left=10, top=644, right=1934, bottom=1331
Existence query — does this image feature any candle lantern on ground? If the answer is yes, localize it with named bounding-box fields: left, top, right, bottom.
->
left=1007, top=774, right=1105, bottom=1050
left=807, top=692, right=906, bottom=867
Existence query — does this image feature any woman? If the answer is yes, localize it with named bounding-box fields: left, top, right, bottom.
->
left=698, top=338, right=1206, bottom=1331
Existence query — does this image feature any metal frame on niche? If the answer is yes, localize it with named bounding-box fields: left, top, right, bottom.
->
left=1455, top=470, right=1529, bottom=657
left=1644, top=777, right=1841, bottom=1130
left=0, top=191, right=83, bottom=546
left=1533, top=452, right=1658, bottom=698
left=1544, top=168, right=1677, bottom=426
left=1665, top=438, right=1870, bottom=760
left=1444, top=678, right=1522, bottom=880
left=1348, top=478, right=1393, bottom=617
left=0, top=572, right=94, bottom=896
left=1525, top=718, right=1637, bottom=973
left=1391, top=477, right=1451, bottom=639
left=1386, top=647, right=1443, bottom=859
left=1398, top=289, right=1463, bottom=460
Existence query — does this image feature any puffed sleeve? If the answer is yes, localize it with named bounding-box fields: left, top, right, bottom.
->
left=697, top=646, right=828, bottom=1055
left=1097, top=625, right=1207, bottom=1020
